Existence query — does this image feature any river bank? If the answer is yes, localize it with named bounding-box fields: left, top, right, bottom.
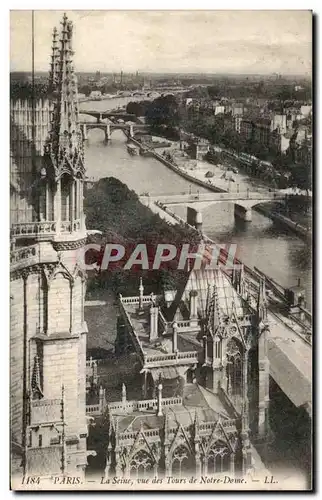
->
left=128, top=133, right=311, bottom=242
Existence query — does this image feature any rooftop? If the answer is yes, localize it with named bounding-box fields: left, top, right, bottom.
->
left=110, top=383, right=234, bottom=434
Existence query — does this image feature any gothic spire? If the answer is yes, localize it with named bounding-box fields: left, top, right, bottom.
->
left=31, top=355, right=43, bottom=398
left=206, top=281, right=223, bottom=335
left=232, top=264, right=245, bottom=296
left=45, top=13, right=84, bottom=180
left=257, top=278, right=267, bottom=322
left=49, top=27, right=59, bottom=93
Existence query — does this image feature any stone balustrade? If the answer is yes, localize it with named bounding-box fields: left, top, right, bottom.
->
left=119, top=428, right=160, bottom=442
left=108, top=396, right=183, bottom=415
left=199, top=419, right=237, bottom=432
left=10, top=219, right=83, bottom=239
left=144, top=350, right=198, bottom=367
left=10, top=244, right=39, bottom=269
left=120, top=295, right=157, bottom=305
left=85, top=404, right=101, bottom=416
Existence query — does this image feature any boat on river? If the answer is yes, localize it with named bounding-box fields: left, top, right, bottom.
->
left=127, top=144, right=139, bottom=156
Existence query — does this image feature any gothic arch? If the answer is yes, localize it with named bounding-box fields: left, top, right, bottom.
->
left=171, top=444, right=195, bottom=477
left=61, top=173, right=73, bottom=222
left=128, top=448, right=154, bottom=479
left=44, top=260, right=74, bottom=286
left=226, top=337, right=243, bottom=397
left=207, top=440, right=231, bottom=474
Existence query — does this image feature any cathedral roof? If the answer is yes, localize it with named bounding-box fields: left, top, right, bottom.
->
left=177, top=267, right=252, bottom=320
left=112, top=383, right=233, bottom=435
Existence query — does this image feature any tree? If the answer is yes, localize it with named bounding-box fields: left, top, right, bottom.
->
left=290, top=162, right=312, bottom=196
left=79, top=84, right=91, bottom=97
left=145, top=95, right=180, bottom=130
left=126, top=101, right=149, bottom=117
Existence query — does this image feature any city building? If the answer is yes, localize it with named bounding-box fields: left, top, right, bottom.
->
left=104, top=267, right=270, bottom=478
left=10, top=14, right=88, bottom=479
left=239, top=113, right=287, bottom=148
left=189, top=138, right=210, bottom=160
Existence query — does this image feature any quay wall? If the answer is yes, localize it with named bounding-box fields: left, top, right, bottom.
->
left=127, top=133, right=311, bottom=242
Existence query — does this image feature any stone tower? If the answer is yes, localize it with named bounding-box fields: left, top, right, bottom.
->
left=10, top=13, right=88, bottom=479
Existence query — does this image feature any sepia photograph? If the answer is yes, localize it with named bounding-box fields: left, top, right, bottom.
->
left=9, top=9, right=312, bottom=491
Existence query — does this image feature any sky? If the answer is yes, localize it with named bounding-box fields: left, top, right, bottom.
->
left=10, top=10, right=312, bottom=75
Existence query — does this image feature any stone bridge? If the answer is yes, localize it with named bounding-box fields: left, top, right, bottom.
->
left=140, top=190, right=286, bottom=223
left=79, top=110, right=137, bottom=122
left=80, top=121, right=150, bottom=141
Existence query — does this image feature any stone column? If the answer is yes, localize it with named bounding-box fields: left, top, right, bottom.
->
left=173, top=322, right=178, bottom=353
left=203, top=335, right=208, bottom=364
left=45, top=182, right=50, bottom=220
left=79, top=180, right=84, bottom=230
left=115, top=450, right=122, bottom=476
left=142, top=370, right=148, bottom=399
left=202, top=456, right=208, bottom=476
left=55, top=177, right=61, bottom=233
left=69, top=280, right=74, bottom=334
left=234, top=204, right=252, bottom=222
left=122, top=383, right=127, bottom=404
left=70, top=180, right=75, bottom=227
left=189, top=290, right=198, bottom=320
left=164, top=456, right=171, bottom=477
left=230, top=452, right=235, bottom=476
left=157, top=382, right=163, bottom=417
left=99, top=386, right=105, bottom=414
left=106, top=124, right=111, bottom=140
left=150, top=306, right=159, bottom=341
left=195, top=211, right=203, bottom=232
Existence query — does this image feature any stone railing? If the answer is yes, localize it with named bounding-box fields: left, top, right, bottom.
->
left=120, top=295, right=157, bottom=305
left=119, top=428, right=160, bottom=442
left=108, top=396, right=183, bottom=414
left=30, top=398, right=62, bottom=425
left=199, top=418, right=237, bottom=432
left=144, top=350, right=198, bottom=367
left=85, top=404, right=101, bottom=416
left=176, top=320, right=192, bottom=329
left=10, top=244, right=39, bottom=269
left=176, top=319, right=200, bottom=333
left=11, top=221, right=57, bottom=238
left=11, top=219, right=83, bottom=239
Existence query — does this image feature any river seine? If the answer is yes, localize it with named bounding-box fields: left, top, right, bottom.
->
left=81, top=99, right=311, bottom=484
left=80, top=98, right=311, bottom=309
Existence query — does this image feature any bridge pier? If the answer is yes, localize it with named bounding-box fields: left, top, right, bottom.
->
left=97, top=113, right=102, bottom=123
left=105, top=124, right=111, bottom=141
left=187, top=207, right=203, bottom=231
left=81, top=123, right=88, bottom=140
left=234, top=203, right=252, bottom=222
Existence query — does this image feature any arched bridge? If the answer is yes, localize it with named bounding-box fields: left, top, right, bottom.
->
left=80, top=121, right=150, bottom=140
left=79, top=110, right=137, bottom=122
left=141, top=190, right=287, bottom=223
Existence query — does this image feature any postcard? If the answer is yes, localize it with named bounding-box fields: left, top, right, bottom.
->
left=10, top=10, right=312, bottom=491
